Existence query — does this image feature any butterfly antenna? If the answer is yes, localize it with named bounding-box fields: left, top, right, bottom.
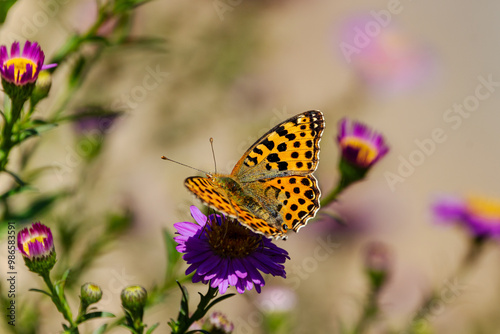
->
left=210, top=137, right=217, bottom=174
left=161, top=156, right=209, bottom=175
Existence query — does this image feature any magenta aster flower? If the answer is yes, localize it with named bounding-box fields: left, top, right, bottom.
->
left=337, top=118, right=389, bottom=169
left=174, top=206, right=290, bottom=294
left=18, top=222, right=56, bottom=274
left=0, top=41, right=56, bottom=101
left=0, top=41, right=56, bottom=86
left=433, top=195, right=500, bottom=238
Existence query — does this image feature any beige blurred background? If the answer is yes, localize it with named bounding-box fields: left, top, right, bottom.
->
left=2, top=0, right=500, bottom=333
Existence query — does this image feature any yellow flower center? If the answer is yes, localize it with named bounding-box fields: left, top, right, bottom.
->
left=467, top=196, right=500, bottom=222
left=3, top=57, right=38, bottom=80
left=23, top=236, right=46, bottom=256
left=340, top=137, right=378, bottom=166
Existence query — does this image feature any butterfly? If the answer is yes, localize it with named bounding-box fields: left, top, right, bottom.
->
left=185, top=110, right=325, bottom=239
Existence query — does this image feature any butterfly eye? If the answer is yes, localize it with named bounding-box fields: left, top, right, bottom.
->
left=282, top=224, right=288, bottom=231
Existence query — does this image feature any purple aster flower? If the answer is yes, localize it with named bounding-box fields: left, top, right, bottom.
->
left=18, top=222, right=56, bottom=274
left=433, top=194, right=500, bottom=238
left=0, top=41, right=56, bottom=86
left=174, top=206, right=290, bottom=294
left=337, top=118, right=389, bottom=169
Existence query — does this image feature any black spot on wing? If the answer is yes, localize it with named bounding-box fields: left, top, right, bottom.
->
left=262, top=138, right=274, bottom=150
left=277, top=143, right=287, bottom=152
left=253, top=147, right=263, bottom=155
left=277, top=161, right=288, bottom=171
left=267, top=153, right=280, bottom=162
left=276, top=125, right=288, bottom=137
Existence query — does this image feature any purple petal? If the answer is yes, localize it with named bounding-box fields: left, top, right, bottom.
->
left=42, top=63, right=57, bottom=70
left=232, top=258, right=248, bottom=278
left=174, top=221, right=202, bottom=236
left=190, top=206, right=207, bottom=226
left=432, top=195, right=466, bottom=224
left=197, top=256, right=222, bottom=276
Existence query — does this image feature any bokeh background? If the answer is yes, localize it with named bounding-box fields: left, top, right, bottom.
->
left=1, top=0, right=500, bottom=333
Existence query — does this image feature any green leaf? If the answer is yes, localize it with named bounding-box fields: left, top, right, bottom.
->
left=4, top=191, right=67, bottom=221
left=17, top=122, right=58, bottom=143
left=93, top=324, right=108, bottom=334
left=0, top=184, right=34, bottom=200
left=205, top=293, right=235, bottom=311
left=119, top=323, right=139, bottom=334
left=29, top=288, right=52, bottom=298
left=164, top=228, right=181, bottom=282
left=0, top=0, right=16, bottom=24
left=56, top=106, right=123, bottom=123
left=176, top=281, right=190, bottom=325
left=145, top=323, right=160, bottom=334
left=79, top=311, right=116, bottom=322
left=185, top=331, right=210, bottom=334
left=113, top=0, right=154, bottom=13
left=3, top=169, right=27, bottom=186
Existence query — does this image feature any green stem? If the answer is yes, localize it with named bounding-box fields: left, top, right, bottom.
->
left=320, top=182, right=344, bottom=208
left=352, top=289, right=379, bottom=334
left=103, top=275, right=193, bottom=333
left=175, top=286, right=219, bottom=334
left=406, top=236, right=485, bottom=333
left=48, top=9, right=110, bottom=66
left=1, top=98, right=26, bottom=171
left=40, top=272, right=79, bottom=333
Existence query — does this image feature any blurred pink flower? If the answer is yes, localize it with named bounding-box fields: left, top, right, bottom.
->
left=256, top=285, right=297, bottom=313
left=337, top=14, right=436, bottom=96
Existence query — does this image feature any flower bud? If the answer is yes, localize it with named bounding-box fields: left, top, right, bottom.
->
left=121, top=285, right=147, bottom=318
left=364, top=241, right=392, bottom=292
left=17, top=222, right=56, bottom=275
left=336, top=118, right=389, bottom=188
left=30, top=70, right=52, bottom=106
left=203, top=311, right=234, bottom=334
left=81, top=282, right=102, bottom=305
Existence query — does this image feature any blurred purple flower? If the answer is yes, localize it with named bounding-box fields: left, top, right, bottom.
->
left=0, top=41, right=56, bottom=86
left=174, top=206, right=290, bottom=294
left=73, top=110, right=121, bottom=136
left=337, top=118, right=389, bottom=169
left=338, top=14, right=435, bottom=95
left=433, top=195, right=500, bottom=238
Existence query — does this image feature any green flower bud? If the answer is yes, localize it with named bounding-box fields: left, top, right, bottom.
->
left=81, top=282, right=102, bottom=306
left=30, top=70, right=52, bottom=107
left=121, top=285, right=147, bottom=318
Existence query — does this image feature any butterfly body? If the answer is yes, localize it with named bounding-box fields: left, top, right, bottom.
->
left=185, top=110, right=325, bottom=239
